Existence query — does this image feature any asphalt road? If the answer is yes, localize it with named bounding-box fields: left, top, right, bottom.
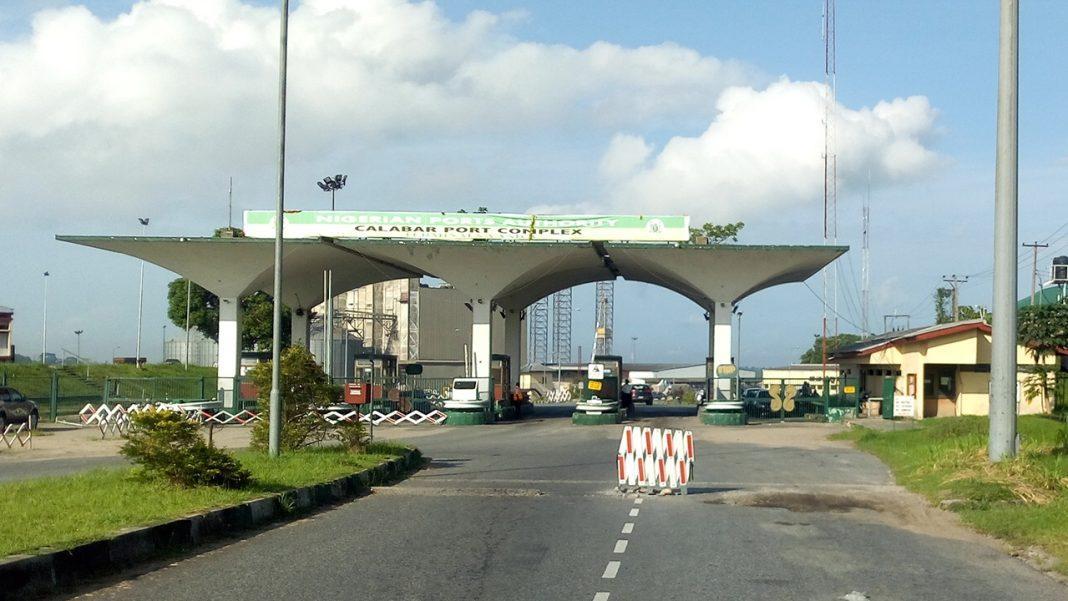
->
left=66, top=405, right=1066, bottom=601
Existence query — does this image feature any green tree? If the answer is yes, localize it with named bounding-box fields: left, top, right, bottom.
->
left=934, top=287, right=954, bottom=324
left=1018, top=304, right=1068, bottom=412
left=166, top=279, right=291, bottom=351
left=689, top=222, right=745, bottom=244
left=248, top=346, right=341, bottom=452
left=800, top=333, right=862, bottom=364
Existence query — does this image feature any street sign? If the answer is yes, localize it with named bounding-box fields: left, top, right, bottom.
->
left=893, top=395, right=916, bottom=418
left=587, top=363, right=605, bottom=380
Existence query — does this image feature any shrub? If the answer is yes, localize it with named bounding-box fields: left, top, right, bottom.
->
left=248, top=346, right=338, bottom=452
left=120, top=409, right=250, bottom=489
left=333, top=418, right=370, bottom=452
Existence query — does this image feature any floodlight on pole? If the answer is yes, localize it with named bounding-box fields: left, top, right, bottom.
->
left=318, top=174, right=347, bottom=210
left=74, top=330, right=83, bottom=364
left=135, top=218, right=149, bottom=369
left=268, top=0, right=291, bottom=458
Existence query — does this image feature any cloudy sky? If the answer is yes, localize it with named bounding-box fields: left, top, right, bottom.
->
left=2, top=0, right=1067, bottom=366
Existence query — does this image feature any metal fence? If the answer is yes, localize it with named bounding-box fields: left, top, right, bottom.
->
left=707, top=376, right=861, bottom=422
left=0, top=370, right=214, bottom=421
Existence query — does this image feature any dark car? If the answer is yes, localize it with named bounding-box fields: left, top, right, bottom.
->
left=631, top=383, right=654, bottom=406
left=0, top=387, right=39, bottom=430
left=741, top=387, right=772, bottom=417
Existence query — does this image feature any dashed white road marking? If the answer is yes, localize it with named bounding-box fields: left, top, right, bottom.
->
left=629, top=508, right=640, bottom=517
left=622, top=523, right=634, bottom=534
left=593, top=593, right=611, bottom=601
left=614, top=540, right=629, bottom=554
left=602, top=561, right=621, bottom=579
left=634, top=498, right=643, bottom=504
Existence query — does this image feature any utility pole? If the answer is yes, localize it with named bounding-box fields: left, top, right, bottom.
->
left=268, top=0, right=290, bottom=458
left=883, top=313, right=910, bottom=333
left=74, top=330, right=83, bottom=364
left=941, top=274, right=968, bottom=321
left=990, top=0, right=1018, bottom=462
left=1022, top=241, right=1048, bottom=305
left=135, top=217, right=149, bottom=368
left=41, top=271, right=49, bottom=364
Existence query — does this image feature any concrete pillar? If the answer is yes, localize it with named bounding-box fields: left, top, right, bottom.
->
left=708, top=301, right=733, bottom=400
left=218, top=297, right=242, bottom=410
left=291, top=310, right=309, bottom=350
left=504, top=309, right=522, bottom=388
left=471, top=299, right=493, bottom=403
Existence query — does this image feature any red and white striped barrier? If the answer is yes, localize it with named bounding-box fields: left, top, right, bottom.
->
left=616, top=425, right=695, bottom=494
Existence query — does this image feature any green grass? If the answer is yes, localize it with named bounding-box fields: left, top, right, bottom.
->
left=0, top=443, right=407, bottom=558
left=835, top=415, right=1068, bottom=574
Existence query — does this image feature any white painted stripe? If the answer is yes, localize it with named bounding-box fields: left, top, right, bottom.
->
left=635, top=497, right=643, bottom=504
left=622, top=522, right=634, bottom=534
left=594, top=593, right=611, bottom=601
left=629, top=508, right=640, bottom=517
left=614, top=539, right=629, bottom=553
left=602, top=561, right=621, bottom=579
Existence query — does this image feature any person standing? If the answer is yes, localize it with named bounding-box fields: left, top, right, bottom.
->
left=620, top=379, right=634, bottom=419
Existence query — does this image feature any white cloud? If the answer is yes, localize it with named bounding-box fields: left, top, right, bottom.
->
left=0, top=0, right=763, bottom=227
left=594, top=79, right=943, bottom=220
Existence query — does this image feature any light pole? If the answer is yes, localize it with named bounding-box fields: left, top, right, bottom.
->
left=162, top=325, right=167, bottom=363
left=112, top=345, right=120, bottom=363
left=74, top=330, right=83, bottom=364
left=135, top=217, right=149, bottom=368
left=631, top=336, right=638, bottom=362
left=41, top=272, right=49, bottom=364
left=268, top=0, right=291, bottom=458
left=317, top=174, right=347, bottom=210
left=184, top=279, right=192, bottom=369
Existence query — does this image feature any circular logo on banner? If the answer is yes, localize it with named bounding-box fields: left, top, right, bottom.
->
left=715, top=364, right=737, bottom=377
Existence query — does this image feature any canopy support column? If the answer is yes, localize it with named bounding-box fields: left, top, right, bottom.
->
left=707, top=301, right=733, bottom=400
left=504, top=308, right=522, bottom=388
left=471, top=299, right=494, bottom=411
left=291, top=309, right=309, bottom=350
left=218, top=297, right=242, bottom=410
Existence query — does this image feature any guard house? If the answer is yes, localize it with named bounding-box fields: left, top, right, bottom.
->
left=59, top=210, right=846, bottom=409
left=0, top=306, right=13, bottom=362
left=832, top=320, right=1062, bottom=419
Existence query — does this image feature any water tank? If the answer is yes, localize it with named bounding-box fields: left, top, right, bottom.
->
left=1053, top=256, right=1068, bottom=284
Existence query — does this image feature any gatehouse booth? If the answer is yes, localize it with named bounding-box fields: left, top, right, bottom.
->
left=59, top=210, right=845, bottom=418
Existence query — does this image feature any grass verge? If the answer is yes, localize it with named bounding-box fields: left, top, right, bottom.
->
left=834, top=415, right=1068, bottom=574
left=0, top=442, right=409, bottom=558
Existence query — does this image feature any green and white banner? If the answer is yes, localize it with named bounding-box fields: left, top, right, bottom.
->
left=243, top=211, right=689, bottom=242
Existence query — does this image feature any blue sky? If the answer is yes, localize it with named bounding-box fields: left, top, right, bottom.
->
left=1, top=1, right=1066, bottom=367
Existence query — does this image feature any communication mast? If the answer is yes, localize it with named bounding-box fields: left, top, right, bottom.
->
left=861, top=172, right=871, bottom=337
left=552, top=288, right=572, bottom=364
left=528, top=297, right=550, bottom=365
left=821, top=0, right=838, bottom=367
left=593, top=281, right=614, bottom=357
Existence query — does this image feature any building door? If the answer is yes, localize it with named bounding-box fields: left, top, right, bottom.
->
left=881, top=376, right=895, bottom=419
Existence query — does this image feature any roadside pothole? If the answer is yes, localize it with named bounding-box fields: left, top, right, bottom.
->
left=704, top=491, right=885, bottom=513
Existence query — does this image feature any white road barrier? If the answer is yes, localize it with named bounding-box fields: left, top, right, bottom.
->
left=1, top=423, right=32, bottom=449
left=616, top=425, right=694, bottom=494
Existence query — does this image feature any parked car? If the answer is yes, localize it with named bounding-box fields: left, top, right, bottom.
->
left=631, top=383, right=654, bottom=405
left=741, top=387, right=772, bottom=417
left=0, top=387, right=39, bottom=429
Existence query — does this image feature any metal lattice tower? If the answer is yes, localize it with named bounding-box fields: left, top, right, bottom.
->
left=528, top=297, right=550, bottom=365
left=594, top=281, right=614, bottom=356
left=552, top=288, right=572, bottom=364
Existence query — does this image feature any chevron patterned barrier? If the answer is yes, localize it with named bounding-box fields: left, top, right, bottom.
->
left=77, top=403, right=447, bottom=434
left=1, top=422, right=32, bottom=449
left=616, top=425, right=695, bottom=494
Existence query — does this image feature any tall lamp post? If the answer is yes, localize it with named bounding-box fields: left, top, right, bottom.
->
left=41, top=271, right=50, bottom=364
left=736, top=311, right=743, bottom=368
left=317, top=174, right=347, bottom=210
left=74, top=330, right=83, bottom=364
left=268, top=0, right=291, bottom=458
left=135, top=217, right=149, bottom=368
